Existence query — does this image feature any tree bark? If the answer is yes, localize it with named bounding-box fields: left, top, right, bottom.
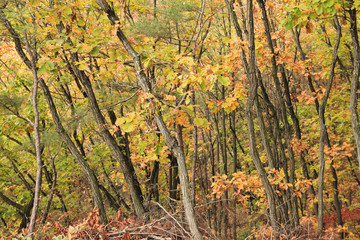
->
left=246, top=0, right=278, bottom=229
left=317, top=15, right=341, bottom=233
left=230, top=111, right=237, bottom=240
left=24, top=33, right=43, bottom=238
left=39, top=79, right=108, bottom=224
left=191, top=92, right=198, bottom=207
left=220, top=86, right=229, bottom=239
left=69, top=55, right=146, bottom=217
left=40, top=146, right=59, bottom=225
left=349, top=2, right=360, bottom=171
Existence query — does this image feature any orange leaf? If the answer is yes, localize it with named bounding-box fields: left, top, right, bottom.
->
left=122, top=232, right=131, bottom=240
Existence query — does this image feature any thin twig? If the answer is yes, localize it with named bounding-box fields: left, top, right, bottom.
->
left=151, top=201, right=191, bottom=238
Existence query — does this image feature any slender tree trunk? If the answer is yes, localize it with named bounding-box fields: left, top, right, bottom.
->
left=317, top=15, right=341, bottom=233
left=246, top=0, right=278, bottom=229
left=319, top=23, right=345, bottom=234
left=230, top=111, right=237, bottom=240
left=330, top=163, right=343, bottom=238
left=191, top=92, right=198, bottom=206
left=220, top=86, right=229, bottom=239
left=155, top=115, right=204, bottom=240
left=24, top=33, right=43, bottom=238
left=39, top=79, right=108, bottom=224
left=101, top=161, right=131, bottom=211
left=40, top=146, right=59, bottom=225
left=349, top=2, right=360, bottom=171
left=214, top=110, right=223, bottom=237
left=169, top=153, right=179, bottom=201
left=226, top=0, right=279, bottom=229
left=69, top=58, right=146, bottom=217
left=207, top=130, right=218, bottom=233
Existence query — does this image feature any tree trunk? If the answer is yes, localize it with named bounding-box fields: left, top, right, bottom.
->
left=25, top=33, right=42, bottom=238
left=155, top=115, right=204, bottom=240
left=191, top=92, right=198, bottom=206
left=169, top=153, right=179, bottom=201
left=40, top=146, right=59, bottom=225
left=317, top=15, right=341, bottom=233
left=349, top=2, right=360, bottom=171
left=69, top=57, right=146, bottom=217
left=230, top=111, right=238, bottom=240
left=39, top=79, right=108, bottom=224
left=292, top=27, right=320, bottom=216
left=246, top=0, right=278, bottom=229
left=220, top=86, right=229, bottom=239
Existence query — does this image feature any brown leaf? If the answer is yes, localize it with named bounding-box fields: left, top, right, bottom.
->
left=56, top=9, right=62, bottom=19
left=71, top=11, right=77, bottom=22
left=116, top=208, right=123, bottom=221
left=66, top=24, right=72, bottom=34
left=122, top=232, right=131, bottom=240
left=305, top=21, right=314, bottom=33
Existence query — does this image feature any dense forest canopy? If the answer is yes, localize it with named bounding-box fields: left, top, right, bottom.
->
left=0, top=0, right=360, bottom=239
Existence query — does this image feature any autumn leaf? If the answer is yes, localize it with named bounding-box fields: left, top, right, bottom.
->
left=122, top=232, right=131, bottom=240
left=218, top=76, right=230, bottom=86
left=305, top=21, right=314, bottom=33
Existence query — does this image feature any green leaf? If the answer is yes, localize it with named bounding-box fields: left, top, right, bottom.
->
left=93, top=28, right=102, bottom=36
left=90, top=46, right=100, bottom=56
left=316, top=5, right=324, bottom=14
left=309, top=14, right=317, bottom=20
left=194, top=117, right=209, bottom=127
left=200, top=79, right=208, bottom=91
left=184, top=105, right=194, bottom=117
left=79, top=64, right=87, bottom=71
left=109, top=49, right=117, bottom=61
left=38, top=61, right=55, bottom=75
left=218, top=76, right=230, bottom=86
left=123, top=122, right=135, bottom=132
left=38, top=63, right=48, bottom=75
left=179, top=56, right=195, bottom=66
left=155, top=145, right=161, bottom=155
left=324, top=0, right=334, bottom=8
left=78, top=18, right=85, bottom=27
left=63, top=7, right=72, bottom=16
left=285, top=20, right=293, bottom=30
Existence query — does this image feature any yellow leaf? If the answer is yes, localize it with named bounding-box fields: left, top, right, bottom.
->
left=164, top=94, right=176, bottom=101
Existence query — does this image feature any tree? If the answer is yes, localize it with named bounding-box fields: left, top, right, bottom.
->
left=0, top=0, right=360, bottom=239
